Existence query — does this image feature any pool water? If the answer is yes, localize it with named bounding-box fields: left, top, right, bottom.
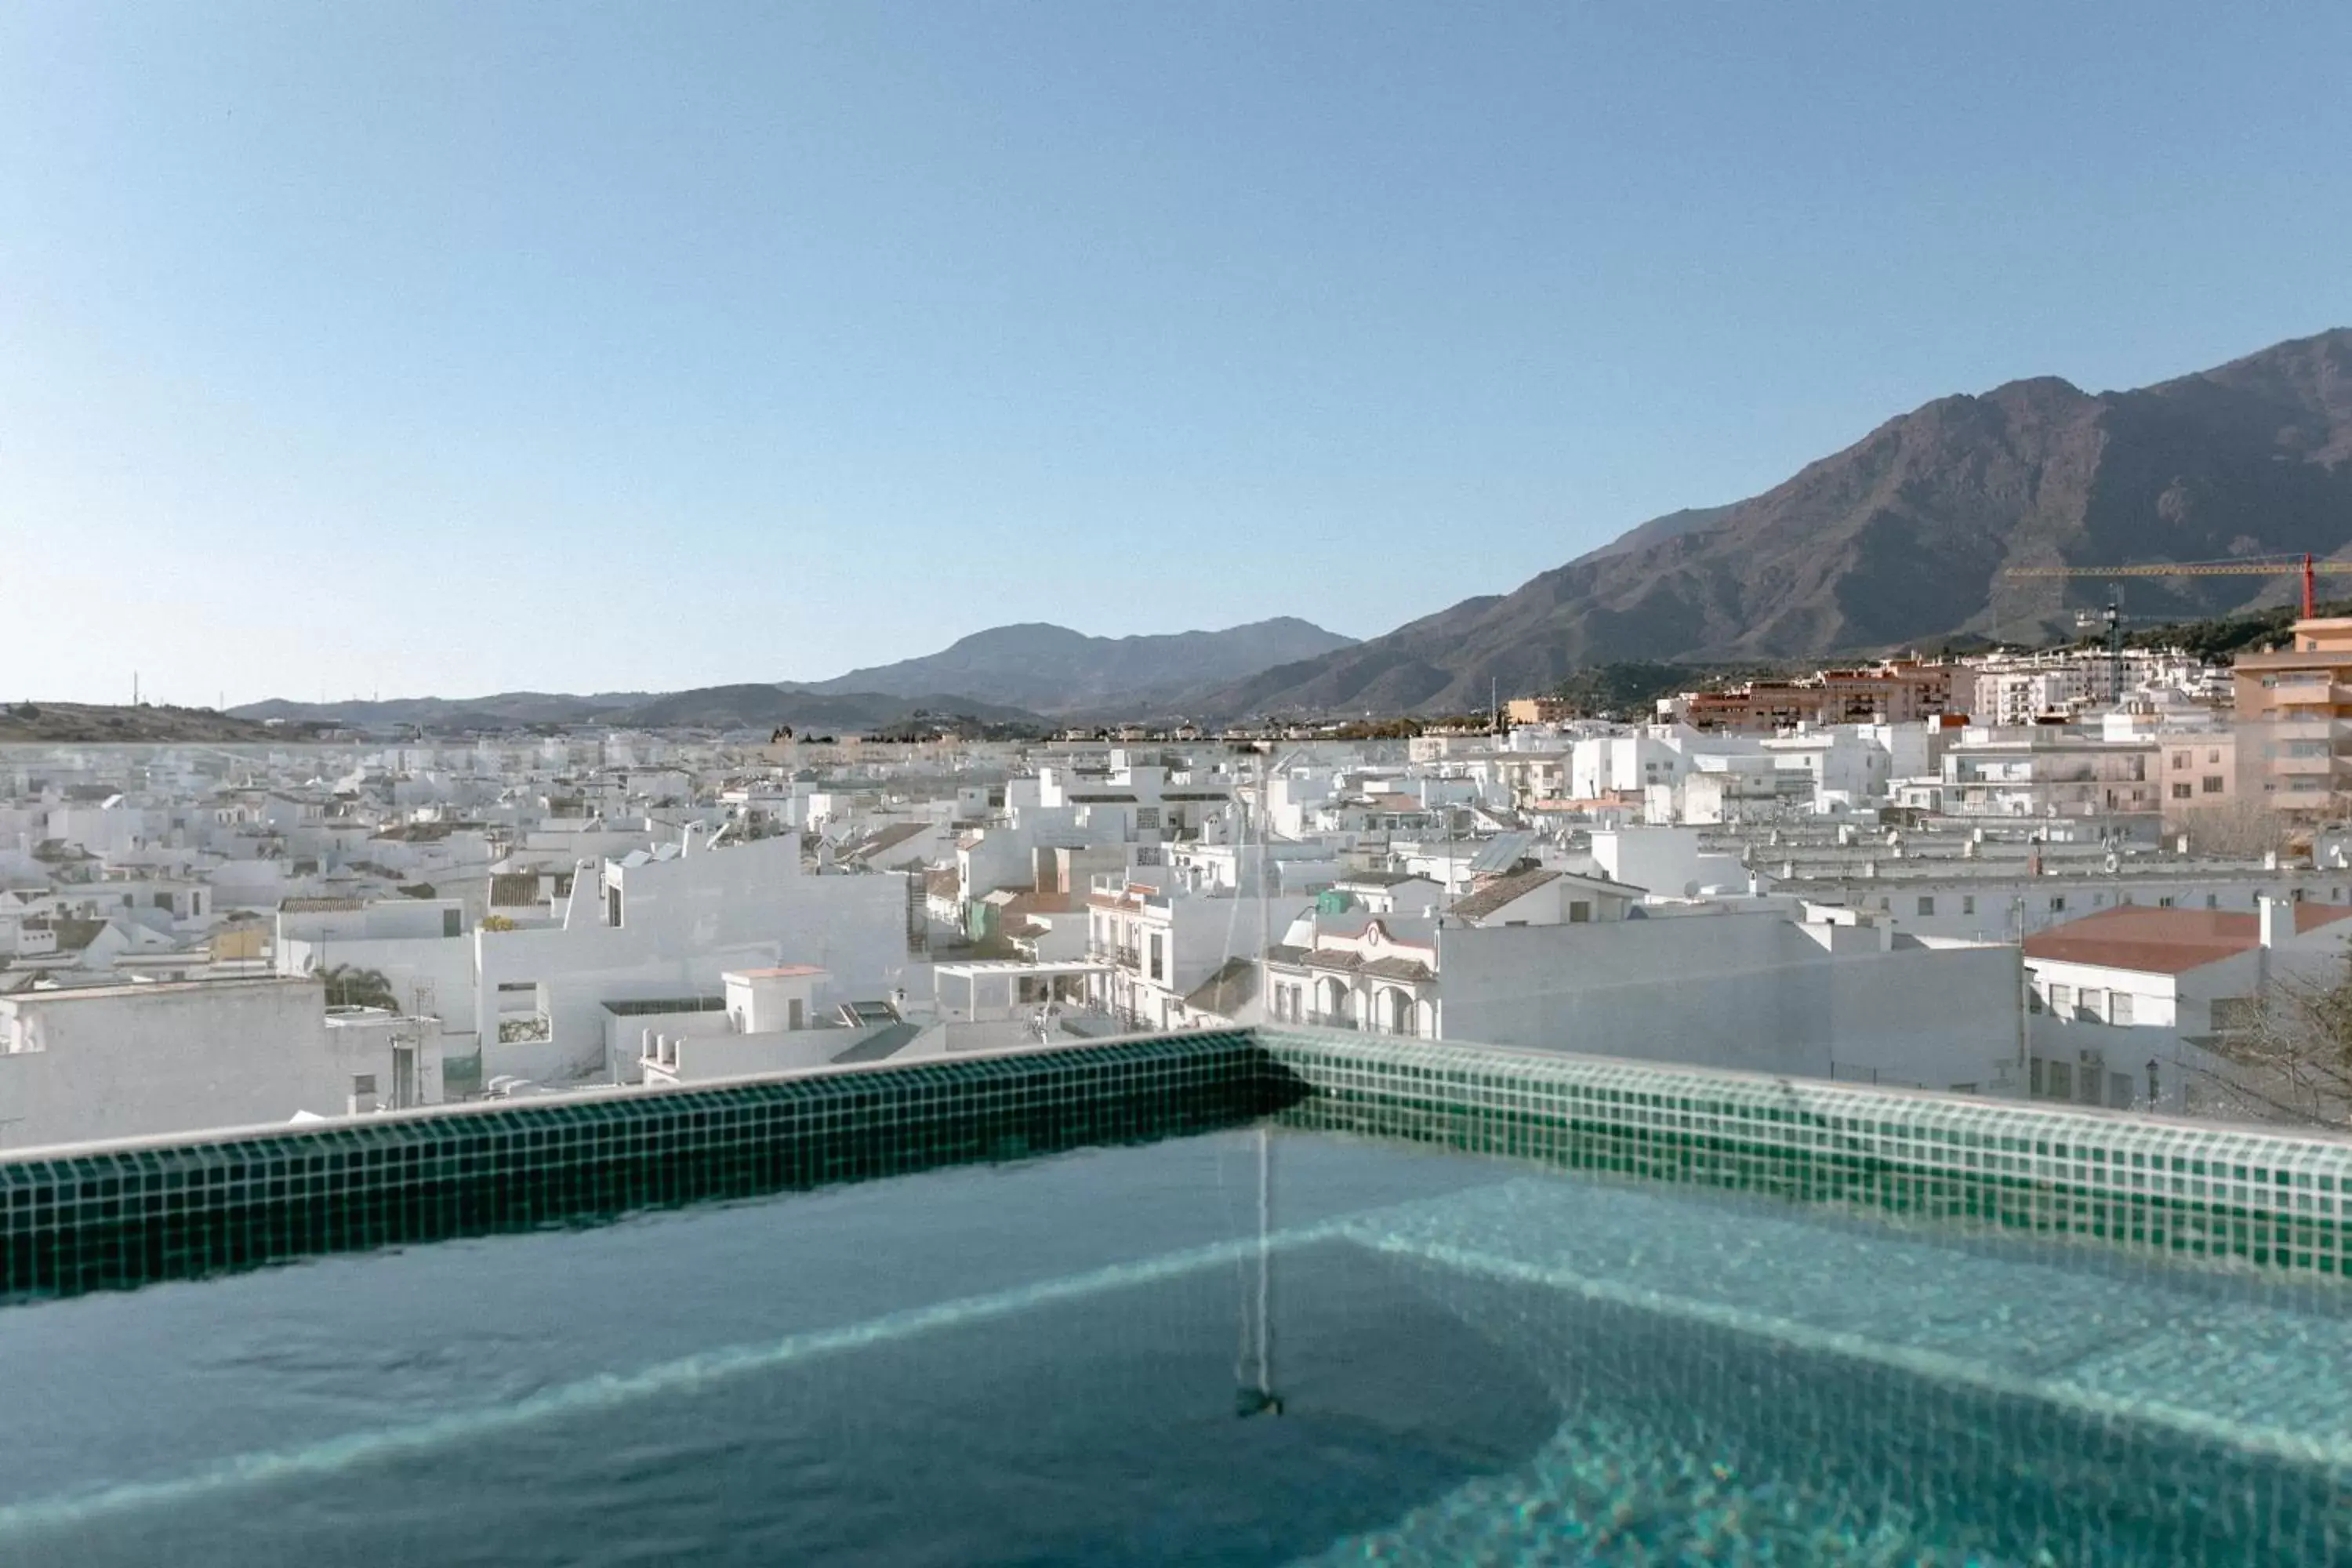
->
left=2, top=1128, right=2348, bottom=1565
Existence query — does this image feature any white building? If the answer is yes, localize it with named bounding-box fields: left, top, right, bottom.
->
left=0, top=978, right=424, bottom=1149
left=2022, top=898, right=2352, bottom=1113
left=471, top=833, right=920, bottom=1084
left=1267, top=869, right=2022, bottom=1094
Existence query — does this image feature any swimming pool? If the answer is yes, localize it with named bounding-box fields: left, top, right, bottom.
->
left=5, top=1120, right=2349, bottom=1565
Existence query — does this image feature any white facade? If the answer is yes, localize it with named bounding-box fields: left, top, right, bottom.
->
left=0, top=979, right=394, bottom=1149
left=471, top=833, right=918, bottom=1083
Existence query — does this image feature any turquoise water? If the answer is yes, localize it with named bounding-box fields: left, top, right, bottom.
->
left=0, top=1129, right=2347, bottom=1564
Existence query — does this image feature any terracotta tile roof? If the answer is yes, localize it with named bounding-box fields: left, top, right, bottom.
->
left=925, top=869, right=961, bottom=901
left=1264, top=943, right=1312, bottom=967
left=489, top=873, right=543, bottom=908
left=1449, top=867, right=1561, bottom=922
left=1000, top=887, right=1075, bottom=917
left=844, top=822, right=932, bottom=862
left=279, top=897, right=366, bottom=913
left=1360, top=955, right=1436, bottom=982
left=2023, top=904, right=2352, bottom=976
left=1303, top=949, right=1363, bottom=973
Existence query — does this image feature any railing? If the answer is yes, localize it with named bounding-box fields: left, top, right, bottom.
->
left=1301, top=1011, right=1432, bottom=1038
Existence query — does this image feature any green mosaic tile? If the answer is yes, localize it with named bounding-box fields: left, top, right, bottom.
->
left=0, top=1031, right=1287, bottom=1301
left=10, top=1024, right=2352, bottom=1305
left=1254, top=1027, right=2352, bottom=1281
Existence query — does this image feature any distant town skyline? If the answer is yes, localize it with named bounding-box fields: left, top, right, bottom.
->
left=5, top=2, right=2350, bottom=705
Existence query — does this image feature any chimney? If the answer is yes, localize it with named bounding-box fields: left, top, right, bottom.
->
left=2259, top=895, right=2283, bottom=950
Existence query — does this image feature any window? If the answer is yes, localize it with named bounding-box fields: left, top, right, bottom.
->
left=1568, top=900, right=1592, bottom=924
left=2171, top=751, right=2189, bottom=769
left=2111, top=993, right=2134, bottom=1025
left=2159, top=895, right=2175, bottom=908
left=2048, top=983, right=2073, bottom=1013
left=2079, top=987, right=2105, bottom=1020
left=1961, top=895, right=1975, bottom=916
left=2200, top=776, right=2225, bottom=793
left=2172, top=782, right=2194, bottom=800
left=1134, top=807, right=1160, bottom=829
left=2209, top=750, right=2221, bottom=764
left=2206, top=894, right=2219, bottom=909
left=1913, top=895, right=1933, bottom=916
left=2045, top=1060, right=2073, bottom=1101
left=1147, top=932, right=1164, bottom=982
left=350, top=1074, right=377, bottom=1095
left=443, top=909, right=462, bottom=938
left=2049, top=895, right=2066, bottom=912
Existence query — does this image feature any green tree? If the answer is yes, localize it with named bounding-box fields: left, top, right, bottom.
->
left=316, top=964, right=397, bottom=1011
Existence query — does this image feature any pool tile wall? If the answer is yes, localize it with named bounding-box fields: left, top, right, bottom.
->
left=8, top=1025, right=2352, bottom=1301
left=1258, top=1028, right=2352, bottom=1279
left=0, top=1031, right=1282, bottom=1301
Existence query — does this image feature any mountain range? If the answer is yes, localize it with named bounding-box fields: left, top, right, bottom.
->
left=230, top=327, right=2352, bottom=729
left=229, top=618, right=1352, bottom=732
left=1200, top=326, right=2352, bottom=714
left=808, top=619, right=1355, bottom=713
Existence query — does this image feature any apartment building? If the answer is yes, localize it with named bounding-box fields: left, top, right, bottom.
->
left=1931, top=727, right=2158, bottom=818
left=2233, top=615, right=2352, bottom=816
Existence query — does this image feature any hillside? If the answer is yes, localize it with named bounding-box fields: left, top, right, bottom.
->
left=810, top=618, right=1356, bottom=714
left=232, top=692, right=648, bottom=728
left=600, top=686, right=1047, bottom=733
left=1201, top=327, right=2352, bottom=716
left=0, top=702, right=317, bottom=744
left=230, top=616, right=1347, bottom=731
left=237, top=685, right=1046, bottom=735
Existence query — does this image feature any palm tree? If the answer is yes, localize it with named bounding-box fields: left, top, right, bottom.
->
left=316, top=963, right=398, bottom=1011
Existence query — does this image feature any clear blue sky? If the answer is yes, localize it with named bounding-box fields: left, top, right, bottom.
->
left=5, top=2, right=2348, bottom=706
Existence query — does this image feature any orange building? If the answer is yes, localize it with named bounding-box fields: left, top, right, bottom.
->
left=2232, top=617, right=2352, bottom=815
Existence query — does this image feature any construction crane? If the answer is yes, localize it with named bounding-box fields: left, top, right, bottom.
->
left=2003, top=554, right=2352, bottom=702
left=2004, top=553, right=2352, bottom=620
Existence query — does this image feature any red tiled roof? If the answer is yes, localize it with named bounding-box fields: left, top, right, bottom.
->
left=1450, top=867, right=1560, bottom=922
left=2023, top=903, right=2352, bottom=976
